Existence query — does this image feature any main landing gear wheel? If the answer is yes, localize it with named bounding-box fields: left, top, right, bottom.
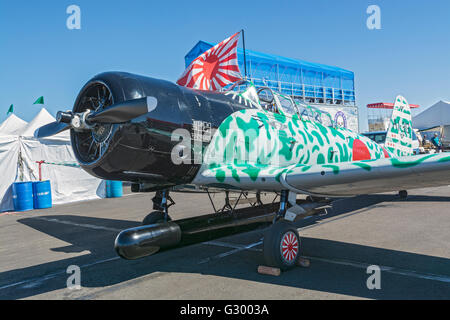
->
left=142, top=211, right=172, bottom=225
left=263, top=220, right=300, bottom=271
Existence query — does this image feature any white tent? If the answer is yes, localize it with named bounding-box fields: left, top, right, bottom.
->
left=413, top=100, right=450, bottom=130
left=0, top=108, right=105, bottom=212
left=0, top=135, right=21, bottom=211
left=0, top=114, right=28, bottom=135
left=19, top=108, right=70, bottom=139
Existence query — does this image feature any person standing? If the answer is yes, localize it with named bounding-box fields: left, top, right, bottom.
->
left=431, top=133, right=442, bottom=152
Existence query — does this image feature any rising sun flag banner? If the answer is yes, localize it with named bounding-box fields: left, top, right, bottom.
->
left=177, top=32, right=242, bottom=91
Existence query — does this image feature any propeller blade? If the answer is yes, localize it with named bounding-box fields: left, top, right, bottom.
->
left=34, top=96, right=158, bottom=139
left=88, top=96, right=157, bottom=123
left=34, top=122, right=71, bottom=139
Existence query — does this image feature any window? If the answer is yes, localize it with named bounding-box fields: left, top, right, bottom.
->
left=275, top=94, right=298, bottom=116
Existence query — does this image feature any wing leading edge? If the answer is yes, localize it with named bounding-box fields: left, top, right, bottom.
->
left=194, top=153, right=450, bottom=197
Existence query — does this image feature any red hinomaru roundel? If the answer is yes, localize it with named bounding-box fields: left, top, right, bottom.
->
left=352, top=139, right=372, bottom=161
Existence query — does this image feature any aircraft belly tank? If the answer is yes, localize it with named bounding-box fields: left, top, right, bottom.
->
left=114, top=202, right=279, bottom=260
left=115, top=222, right=182, bottom=260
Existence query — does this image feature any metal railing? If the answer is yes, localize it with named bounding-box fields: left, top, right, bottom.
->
left=248, top=77, right=356, bottom=106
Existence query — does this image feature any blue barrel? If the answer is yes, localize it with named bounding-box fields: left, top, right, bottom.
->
left=12, top=182, right=34, bottom=212
left=106, top=181, right=123, bottom=198
left=32, top=181, right=52, bottom=209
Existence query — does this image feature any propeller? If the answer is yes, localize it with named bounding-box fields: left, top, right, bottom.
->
left=34, top=96, right=157, bottom=139
left=88, top=97, right=153, bottom=123
left=34, top=122, right=71, bottom=139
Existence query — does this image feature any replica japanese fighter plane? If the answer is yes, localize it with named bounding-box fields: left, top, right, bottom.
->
left=33, top=23, right=450, bottom=271
left=35, top=71, right=450, bottom=270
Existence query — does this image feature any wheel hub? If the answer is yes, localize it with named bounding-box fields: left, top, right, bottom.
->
left=280, top=231, right=299, bottom=263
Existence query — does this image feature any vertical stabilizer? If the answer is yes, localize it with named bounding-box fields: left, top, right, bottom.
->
left=385, top=95, right=413, bottom=157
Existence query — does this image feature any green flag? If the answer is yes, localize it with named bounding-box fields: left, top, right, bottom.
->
left=33, top=96, right=44, bottom=105
left=7, top=104, right=13, bottom=115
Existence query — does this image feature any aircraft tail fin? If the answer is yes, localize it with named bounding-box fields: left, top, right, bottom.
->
left=385, top=95, right=414, bottom=157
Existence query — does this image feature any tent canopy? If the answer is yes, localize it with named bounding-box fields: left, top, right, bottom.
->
left=0, top=108, right=102, bottom=212
left=413, top=100, right=450, bottom=130
left=0, top=114, right=28, bottom=135
left=185, top=40, right=355, bottom=102
left=19, top=108, right=69, bottom=139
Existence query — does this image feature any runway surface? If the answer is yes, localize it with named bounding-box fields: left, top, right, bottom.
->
left=0, top=186, right=449, bottom=300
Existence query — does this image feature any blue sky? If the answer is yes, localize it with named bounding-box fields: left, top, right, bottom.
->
left=1, top=0, right=450, bottom=132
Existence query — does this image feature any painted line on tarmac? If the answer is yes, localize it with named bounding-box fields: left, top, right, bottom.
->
left=203, top=239, right=450, bottom=283
left=198, top=241, right=263, bottom=264
left=204, top=240, right=262, bottom=252
left=201, top=207, right=450, bottom=284
left=0, top=256, right=120, bottom=291
left=31, top=217, right=122, bottom=232
left=197, top=204, right=365, bottom=265
left=304, top=255, right=450, bottom=284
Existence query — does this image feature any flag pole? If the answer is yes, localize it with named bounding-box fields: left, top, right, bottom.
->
left=241, top=29, right=248, bottom=80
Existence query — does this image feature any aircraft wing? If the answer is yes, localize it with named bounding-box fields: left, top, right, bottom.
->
left=282, top=153, right=450, bottom=196
left=194, top=153, right=450, bottom=197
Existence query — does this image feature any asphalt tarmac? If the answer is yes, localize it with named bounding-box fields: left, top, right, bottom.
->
left=0, top=186, right=449, bottom=300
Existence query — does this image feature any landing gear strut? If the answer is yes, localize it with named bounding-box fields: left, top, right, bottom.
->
left=142, top=190, right=174, bottom=225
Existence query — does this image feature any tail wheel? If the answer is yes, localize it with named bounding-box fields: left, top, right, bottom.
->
left=263, top=221, right=300, bottom=270
left=399, top=190, right=408, bottom=199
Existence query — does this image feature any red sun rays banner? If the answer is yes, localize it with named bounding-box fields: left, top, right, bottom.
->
left=177, top=32, right=242, bottom=91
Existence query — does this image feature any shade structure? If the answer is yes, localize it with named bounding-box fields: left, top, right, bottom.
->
left=185, top=40, right=355, bottom=104
left=413, top=100, right=450, bottom=130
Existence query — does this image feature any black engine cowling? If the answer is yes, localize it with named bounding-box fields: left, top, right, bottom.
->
left=71, top=72, right=247, bottom=190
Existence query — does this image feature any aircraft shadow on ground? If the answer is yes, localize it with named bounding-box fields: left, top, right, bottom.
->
left=2, top=194, right=449, bottom=300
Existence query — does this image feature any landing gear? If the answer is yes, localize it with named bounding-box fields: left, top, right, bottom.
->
left=262, top=190, right=331, bottom=270
left=263, top=190, right=300, bottom=270
left=263, top=220, right=300, bottom=270
left=142, top=211, right=172, bottom=225
left=142, top=189, right=174, bottom=225
left=273, top=190, right=289, bottom=223
left=399, top=190, right=408, bottom=199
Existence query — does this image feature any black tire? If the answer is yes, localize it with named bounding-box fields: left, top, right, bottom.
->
left=399, top=190, right=408, bottom=199
left=142, top=211, right=171, bottom=225
left=263, top=220, right=300, bottom=271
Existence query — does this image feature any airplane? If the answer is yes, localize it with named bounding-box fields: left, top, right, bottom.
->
left=36, top=71, right=450, bottom=270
